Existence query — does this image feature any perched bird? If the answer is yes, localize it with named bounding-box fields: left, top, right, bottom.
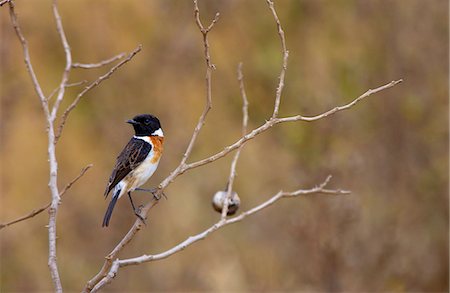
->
left=102, top=114, right=164, bottom=227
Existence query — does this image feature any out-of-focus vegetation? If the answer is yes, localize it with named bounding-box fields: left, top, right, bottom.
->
left=1, top=0, right=448, bottom=291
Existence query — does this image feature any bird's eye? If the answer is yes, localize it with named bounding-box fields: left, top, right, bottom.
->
left=144, top=119, right=151, bottom=125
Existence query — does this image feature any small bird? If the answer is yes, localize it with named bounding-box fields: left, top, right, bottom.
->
left=102, top=114, right=164, bottom=227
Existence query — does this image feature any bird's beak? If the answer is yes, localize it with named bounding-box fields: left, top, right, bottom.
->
left=126, top=119, right=139, bottom=125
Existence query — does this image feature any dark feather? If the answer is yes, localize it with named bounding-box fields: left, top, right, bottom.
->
left=104, top=137, right=152, bottom=197
left=102, top=190, right=120, bottom=227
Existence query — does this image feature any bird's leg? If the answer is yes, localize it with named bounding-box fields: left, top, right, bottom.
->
left=128, top=192, right=146, bottom=225
left=135, top=187, right=157, bottom=193
left=135, top=187, right=167, bottom=200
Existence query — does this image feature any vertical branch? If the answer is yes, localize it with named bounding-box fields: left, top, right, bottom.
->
left=8, top=1, right=66, bottom=291
left=266, top=0, right=289, bottom=118
left=180, top=0, right=219, bottom=166
left=47, top=130, right=62, bottom=293
left=46, top=1, right=71, bottom=290
left=82, top=0, right=403, bottom=289
left=221, top=63, right=249, bottom=219
left=8, top=0, right=49, bottom=114
left=237, top=63, right=249, bottom=137
left=84, top=2, right=220, bottom=291
left=50, top=0, right=72, bottom=120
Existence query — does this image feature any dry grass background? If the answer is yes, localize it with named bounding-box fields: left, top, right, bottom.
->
left=0, top=0, right=448, bottom=291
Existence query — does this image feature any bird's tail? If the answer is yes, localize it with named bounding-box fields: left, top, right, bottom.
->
left=102, top=189, right=120, bottom=227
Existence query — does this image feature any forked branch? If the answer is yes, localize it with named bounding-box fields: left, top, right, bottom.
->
left=55, top=45, right=142, bottom=143
left=5, top=1, right=142, bottom=292
left=72, top=52, right=127, bottom=69
left=0, top=164, right=92, bottom=230
left=84, top=0, right=402, bottom=291
left=180, top=0, right=220, bottom=166
left=90, top=176, right=349, bottom=292
left=266, top=0, right=289, bottom=118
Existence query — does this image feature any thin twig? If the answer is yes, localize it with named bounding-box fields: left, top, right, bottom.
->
left=180, top=0, right=219, bottom=166
left=83, top=197, right=159, bottom=292
left=8, top=0, right=49, bottom=114
left=180, top=79, right=403, bottom=173
left=83, top=1, right=403, bottom=290
left=50, top=0, right=72, bottom=122
left=72, top=52, right=127, bottom=69
left=9, top=1, right=62, bottom=291
left=84, top=3, right=220, bottom=291
left=7, top=1, right=141, bottom=292
left=90, top=176, right=349, bottom=292
left=65, top=80, right=88, bottom=87
left=266, top=0, right=289, bottom=118
left=221, top=63, right=249, bottom=219
left=277, top=79, right=404, bottom=123
left=0, top=165, right=92, bottom=230
left=55, top=45, right=142, bottom=144
left=47, top=80, right=88, bottom=101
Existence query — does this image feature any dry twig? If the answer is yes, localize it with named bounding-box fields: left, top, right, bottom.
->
left=180, top=0, right=219, bottom=165
left=6, top=0, right=141, bottom=291
left=55, top=45, right=142, bottom=143
left=90, top=176, right=349, bottom=292
left=8, top=1, right=63, bottom=290
left=72, top=52, right=127, bottom=69
left=83, top=3, right=220, bottom=291
left=220, top=62, right=249, bottom=219
left=84, top=0, right=402, bottom=291
left=266, top=0, right=289, bottom=118
left=50, top=0, right=72, bottom=121
left=47, top=80, right=88, bottom=101
left=0, top=165, right=92, bottom=230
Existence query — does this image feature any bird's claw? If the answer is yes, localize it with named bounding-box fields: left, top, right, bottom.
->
left=135, top=187, right=167, bottom=201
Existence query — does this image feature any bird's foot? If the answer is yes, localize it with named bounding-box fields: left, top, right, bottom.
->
left=135, top=187, right=167, bottom=201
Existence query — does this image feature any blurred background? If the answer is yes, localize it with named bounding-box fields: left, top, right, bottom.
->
left=1, top=0, right=448, bottom=291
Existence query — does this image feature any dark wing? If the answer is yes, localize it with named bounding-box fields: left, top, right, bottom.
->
left=104, top=138, right=152, bottom=197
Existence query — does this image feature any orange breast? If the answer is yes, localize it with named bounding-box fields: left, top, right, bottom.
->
left=150, top=136, right=164, bottom=163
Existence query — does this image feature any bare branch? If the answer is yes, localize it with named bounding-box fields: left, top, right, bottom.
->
left=0, top=165, right=92, bottom=230
left=90, top=176, right=349, bottom=291
left=84, top=3, right=220, bottom=290
left=83, top=197, right=159, bottom=292
left=50, top=0, right=72, bottom=122
left=7, top=2, right=142, bottom=291
left=221, top=63, right=249, bottom=219
left=84, top=1, right=402, bottom=290
left=266, top=0, right=289, bottom=118
left=47, top=80, right=88, bottom=101
left=45, top=2, right=72, bottom=289
left=179, top=1, right=219, bottom=166
left=72, top=52, right=127, bottom=69
left=59, top=164, right=93, bottom=197
left=8, top=0, right=49, bottom=115
left=183, top=79, right=403, bottom=173
left=55, top=45, right=142, bottom=143
left=237, top=63, right=249, bottom=136
left=8, top=1, right=63, bottom=291
left=277, top=79, right=404, bottom=123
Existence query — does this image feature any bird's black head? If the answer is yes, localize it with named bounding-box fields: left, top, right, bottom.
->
left=127, top=114, right=163, bottom=137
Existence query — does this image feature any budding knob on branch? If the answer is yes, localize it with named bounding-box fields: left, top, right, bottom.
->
left=212, top=190, right=241, bottom=216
